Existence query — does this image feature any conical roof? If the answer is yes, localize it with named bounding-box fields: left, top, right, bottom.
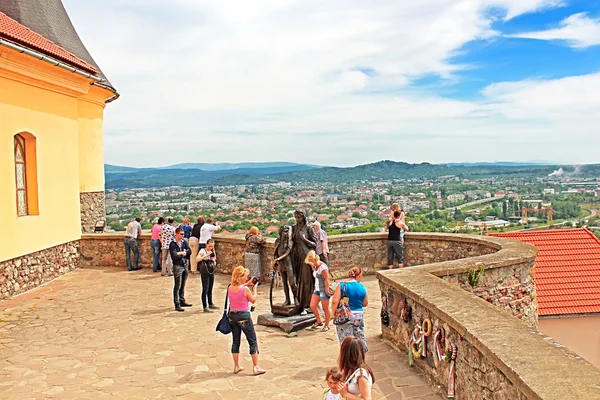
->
left=0, top=0, right=114, bottom=89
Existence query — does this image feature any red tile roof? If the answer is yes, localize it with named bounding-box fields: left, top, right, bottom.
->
left=0, top=12, right=98, bottom=75
left=491, top=229, right=600, bottom=317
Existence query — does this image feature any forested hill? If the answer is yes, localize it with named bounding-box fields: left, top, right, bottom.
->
left=104, top=161, right=600, bottom=188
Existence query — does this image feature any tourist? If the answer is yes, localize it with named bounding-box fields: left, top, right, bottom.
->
left=330, top=267, right=369, bottom=352
left=181, top=217, right=193, bottom=243
left=150, top=217, right=164, bottom=273
left=245, top=226, right=267, bottom=278
left=197, top=238, right=218, bottom=312
left=227, top=266, right=266, bottom=375
left=189, top=217, right=204, bottom=274
left=386, top=210, right=409, bottom=269
left=322, top=366, right=343, bottom=400
left=200, top=218, right=221, bottom=250
left=159, top=217, right=176, bottom=276
left=305, top=250, right=333, bottom=332
left=124, top=217, right=142, bottom=271
left=313, top=221, right=329, bottom=263
left=388, top=203, right=406, bottom=246
left=337, top=336, right=375, bottom=400
left=170, top=228, right=192, bottom=312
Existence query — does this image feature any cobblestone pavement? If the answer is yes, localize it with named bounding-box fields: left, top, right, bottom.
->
left=0, top=268, right=441, bottom=399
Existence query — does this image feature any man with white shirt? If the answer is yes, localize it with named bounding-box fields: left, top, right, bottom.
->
left=199, top=218, right=221, bottom=249
left=124, top=218, right=142, bottom=271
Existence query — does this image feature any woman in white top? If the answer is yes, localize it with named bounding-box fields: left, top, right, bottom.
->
left=338, top=336, right=374, bottom=400
left=305, top=250, right=333, bottom=332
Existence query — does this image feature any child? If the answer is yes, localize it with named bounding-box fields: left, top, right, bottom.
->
left=322, top=367, right=343, bottom=400
left=387, top=203, right=406, bottom=245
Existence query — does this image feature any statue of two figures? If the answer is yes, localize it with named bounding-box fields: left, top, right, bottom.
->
left=270, top=210, right=317, bottom=317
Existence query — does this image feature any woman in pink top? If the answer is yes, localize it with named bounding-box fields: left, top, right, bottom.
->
left=150, top=217, right=164, bottom=272
left=227, top=266, right=265, bottom=375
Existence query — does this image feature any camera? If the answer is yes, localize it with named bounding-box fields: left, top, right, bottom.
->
left=251, top=276, right=260, bottom=286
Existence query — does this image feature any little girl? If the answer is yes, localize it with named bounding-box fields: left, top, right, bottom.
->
left=322, top=367, right=343, bottom=400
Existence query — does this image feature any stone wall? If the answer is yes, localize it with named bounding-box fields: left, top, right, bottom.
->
left=382, top=288, right=528, bottom=400
left=442, top=260, right=537, bottom=328
left=0, top=241, right=79, bottom=299
left=80, top=233, right=153, bottom=268
left=80, top=191, right=105, bottom=234
left=378, top=235, right=600, bottom=400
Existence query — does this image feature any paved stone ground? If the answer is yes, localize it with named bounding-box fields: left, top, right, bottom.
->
left=0, top=268, right=442, bottom=399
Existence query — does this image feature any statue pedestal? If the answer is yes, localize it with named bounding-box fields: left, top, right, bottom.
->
left=257, top=312, right=316, bottom=333
left=271, top=304, right=299, bottom=317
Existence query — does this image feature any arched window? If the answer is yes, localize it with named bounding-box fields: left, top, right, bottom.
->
left=15, top=135, right=28, bottom=216
left=14, top=133, right=38, bottom=216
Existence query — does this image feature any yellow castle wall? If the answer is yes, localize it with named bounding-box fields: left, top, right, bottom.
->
left=0, top=48, right=110, bottom=262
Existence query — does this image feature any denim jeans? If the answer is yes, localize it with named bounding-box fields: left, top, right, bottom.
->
left=200, top=273, right=214, bottom=308
left=228, top=311, right=258, bottom=354
left=150, top=239, right=161, bottom=272
left=124, top=237, right=139, bottom=270
left=173, top=264, right=188, bottom=306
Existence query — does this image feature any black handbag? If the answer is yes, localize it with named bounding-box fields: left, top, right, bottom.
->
left=215, top=285, right=232, bottom=335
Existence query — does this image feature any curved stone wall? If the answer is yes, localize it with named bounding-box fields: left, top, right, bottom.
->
left=378, top=234, right=600, bottom=400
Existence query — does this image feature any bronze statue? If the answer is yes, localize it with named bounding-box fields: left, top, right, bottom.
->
left=290, top=210, right=317, bottom=311
left=270, top=225, right=299, bottom=315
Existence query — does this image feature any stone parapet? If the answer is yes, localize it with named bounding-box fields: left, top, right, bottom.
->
left=378, top=234, right=600, bottom=399
left=80, top=191, right=105, bottom=234
left=80, top=233, right=153, bottom=268
left=0, top=241, right=79, bottom=299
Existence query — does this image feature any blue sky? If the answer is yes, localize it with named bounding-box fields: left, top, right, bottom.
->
left=64, top=0, right=600, bottom=167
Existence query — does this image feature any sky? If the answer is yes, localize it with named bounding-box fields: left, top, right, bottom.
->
left=63, top=0, right=600, bottom=167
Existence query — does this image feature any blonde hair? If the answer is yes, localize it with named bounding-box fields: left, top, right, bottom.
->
left=231, top=266, right=250, bottom=285
left=249, top=226, right=259, bottom=235
left=391, top=203, right=400, bottom=211
left=304, top=250, right=319, bottom=265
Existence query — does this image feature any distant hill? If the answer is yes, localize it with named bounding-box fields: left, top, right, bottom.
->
left=163, top=162, right=321, bottom=171
left=444, top=161, right=556, bottom=167
left=104, top=163, right=320, bottom=189
left=104, top=160, right=600, bottom=189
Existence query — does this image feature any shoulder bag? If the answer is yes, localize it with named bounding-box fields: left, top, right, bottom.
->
left=333, top=282, right=352, bottom=326
left=215, top=285, right=232, bottom=335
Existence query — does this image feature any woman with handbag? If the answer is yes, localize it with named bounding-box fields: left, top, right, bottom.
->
left=331, top=267, right=369, bottom=352
left=227, top=266, right=266, bottom=375
left=197, top=238, right=218, bottom=313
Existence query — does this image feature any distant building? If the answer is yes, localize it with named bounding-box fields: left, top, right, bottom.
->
left=543, top=188, right=555, bottom=195
left=447, top=193, right=466, bottom=202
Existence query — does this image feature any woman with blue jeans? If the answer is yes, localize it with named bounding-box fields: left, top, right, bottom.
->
left=227, top=266, right=266, bottom=375
left=196, top=239, right=218, bottom=312
left=150, top=217, right=164, bottom=272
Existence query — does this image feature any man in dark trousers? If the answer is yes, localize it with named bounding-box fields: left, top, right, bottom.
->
left=169, top=228, right=192, bottom=312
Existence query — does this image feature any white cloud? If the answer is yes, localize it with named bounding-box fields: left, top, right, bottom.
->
left=508, top=13, right=600, bottom=48
left=58, top=0, right=598, bottom=167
